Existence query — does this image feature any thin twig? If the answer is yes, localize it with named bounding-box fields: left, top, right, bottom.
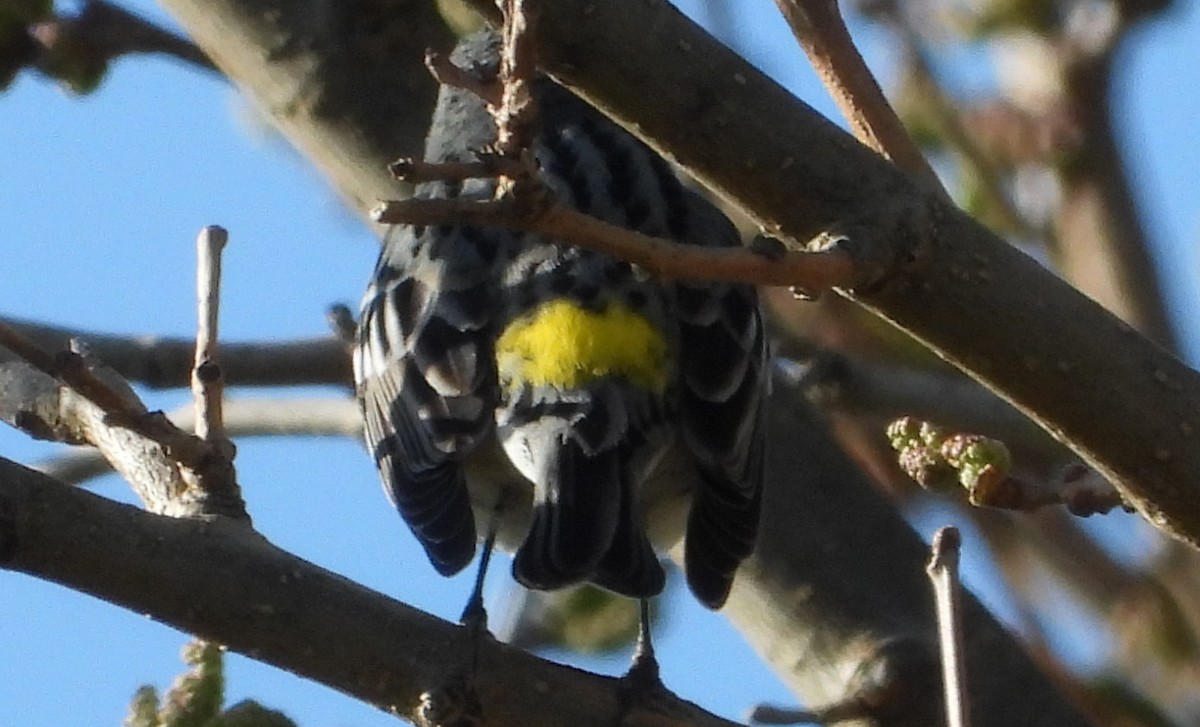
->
left=494, top=0, right=540, bottom=159
left=0, top=320, right=216, bottom=472
left=773, top=0, right=947, bottom=199
left=424, top=49, right=503, bottom=107
left=181, top=225, right=247, bottom=522
left=927, top=526, right=969, bottom=727
left=372, top=197, right=857, bottom=290
left=388, top=157, right=524, bottom=184
left=0, top=321, right=126, bottom=414
left=193, top=225, right=228, bottom=442
left=32, top=0, right=220, bottom=79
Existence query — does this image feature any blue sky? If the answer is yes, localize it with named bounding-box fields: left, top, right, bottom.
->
left=2, top=1, right=1198, bottom=725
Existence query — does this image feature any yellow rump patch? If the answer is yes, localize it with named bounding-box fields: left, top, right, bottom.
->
left=496, top=299, right=669, bottom=392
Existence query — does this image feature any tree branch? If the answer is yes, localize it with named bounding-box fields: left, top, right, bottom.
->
left=772, top=0, right=947, bottom=199
left=25, top=0, right=219, bottom=92
left=152, top=0, right=455, bottom=219
left=0, top=323, right=246, bottom=519
left=374, top=196, right=856, bottom=289
left=75, top=0, right=216, bottom=71
left=721, top=385, right=1092, bottom=725
left=35, top=397, right=362, bottom=487
left=455, top=0, right=1200, bottom=551
left=148, top=2, right=1105, bottom=720
left=0, top=456, right=738, bottom=727
left=0, top=317, right=352, bottom=389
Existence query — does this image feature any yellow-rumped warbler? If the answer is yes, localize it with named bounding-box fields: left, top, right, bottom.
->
left=354, top=30, right=767, bottom=610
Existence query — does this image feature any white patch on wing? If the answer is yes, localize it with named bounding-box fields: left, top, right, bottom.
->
left=381, top=288, right=408, bottom=353
left=425, top=343, right=478, bottom=397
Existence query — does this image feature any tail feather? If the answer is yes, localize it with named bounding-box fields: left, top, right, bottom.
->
left=592, top=473, right=666, bottom=599
left=513, top=440, right=621, bottom=590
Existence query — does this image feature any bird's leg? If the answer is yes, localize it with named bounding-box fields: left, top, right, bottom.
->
left=460, top=519, right=498, bottom=630
left=624, top=597, right=664, bottom=691
left=415, top=506, right=504, bottom=727
left=613, top=596, right=677, bottom=724
left=460, top=494, right=507, bottom=674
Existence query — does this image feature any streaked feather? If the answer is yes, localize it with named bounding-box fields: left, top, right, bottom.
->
left=355, top=29, right=768, bottom=608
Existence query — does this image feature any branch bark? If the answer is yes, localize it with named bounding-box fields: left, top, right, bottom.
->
left=723, top=386, right=1092, bottom=726
left=36, top=397, right=362, bottom=486
left=0, top=456, right=737, bottom=727
left=139, top=1, right=1102, bottom=721
left=152, top=0, right=455, bottom=219
left=0, top=317, right=352, bottom=389
left=772, top=0, right=946, bottom=199
left=453, top=0, right=1200, bottom=550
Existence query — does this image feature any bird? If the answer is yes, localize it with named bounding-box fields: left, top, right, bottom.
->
left=353, top=28, right=768, bottom=613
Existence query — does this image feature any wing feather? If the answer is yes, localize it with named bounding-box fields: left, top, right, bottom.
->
left=674, top=192, right=769, bottom=608
left=355, top=219, right=504, bottom=577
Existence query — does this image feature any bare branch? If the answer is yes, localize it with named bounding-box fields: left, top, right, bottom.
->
left=34, top=397, right=362, bottom=487
left=0, top=321, right=218, bottom=474
left=191, top=226, right=229, bottom=443
left=155, top=0, right=455, bottom=218
left=0, top=320, right=249, bottom=521
left=494, top=0, right=540, bottom=160
left=0, top=342, right=191, bottom=514
left=927, top=527, right=969, bottom=727
left=78, top=0, right=216, bottom=71
left=454, top=0, right=1200, bottom=552
left=179, top=225, right=246, bottom=521
left=0, top=457, right=741, bottom=727
left=424, top=49, right=503, bottom=107
left=772, top=0, right=947, bottom=199
left=373, top=197, right=857, bottom=290
left=389, top=156, right=523, bottom=185
left=749, top=701, right=870, bottom=724
left=0, top=317, right=352, bottom=390
left=28, top=0, right=219, bottom=92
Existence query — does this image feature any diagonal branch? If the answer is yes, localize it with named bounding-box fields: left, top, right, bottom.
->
left=455, top=0, right=1200, bottom=552
left=0, top=321, right=245, bottom=519
left=0, top=457, right=738, bottom=727
left=63, top=0, right=217, bottom=72
left=153, top=0, right=455, bottom=218
left=151, top=2, right=1111, bottom=721
left=772, top=0, right=947, bottom=199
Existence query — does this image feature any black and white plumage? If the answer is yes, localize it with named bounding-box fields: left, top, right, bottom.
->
left=354, top=30, right=768, bottom=609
